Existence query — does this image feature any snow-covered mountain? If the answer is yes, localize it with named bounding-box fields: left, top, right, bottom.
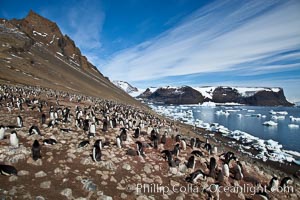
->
left=137, top=86, right=293, bottom=106
left=112, top=80, right=144, bottom=97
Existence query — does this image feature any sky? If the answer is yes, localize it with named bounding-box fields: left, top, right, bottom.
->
left=1, top=0, right=300, bottom=102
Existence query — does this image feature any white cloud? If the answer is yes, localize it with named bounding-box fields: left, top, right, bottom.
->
left=66, top=1, right=104, bottom=50
left=101, top=0, right=300, bottom=81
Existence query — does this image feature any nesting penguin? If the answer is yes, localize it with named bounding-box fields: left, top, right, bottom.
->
left=78, top=140, right=90, bottom=148
left=32, top=140, right=41, bottom=161
left=43, top=138, right=57, bottom=145
left=29, top=125, right=42, bottom=135
left=185, top=169, right=207, bottom=183
left=0, top=164, right=18, bottom=176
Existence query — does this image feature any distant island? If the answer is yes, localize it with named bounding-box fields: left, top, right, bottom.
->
left=113, top=81, right=293, bottom=106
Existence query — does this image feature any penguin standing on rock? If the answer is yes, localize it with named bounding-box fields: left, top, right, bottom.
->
left=10, top=131, right=19, bottom=148
left=267, top=176, right=279, bottom=191
left=172, top=143, right=180, bottom=156
left=41, top=113, right=46, bottom=124
left=181, top=139, right=187, bottom=150
left=190, top=138, right=195, bottom=149
left=186, top=155, right=196, bottom=170
left=234, top=161, right=244, bottom=181
left=88, top=123, right=96, bottom=138
left=208, top=157, right=217, bottom=178
left=116, top=135, right=122, bottom=148
left=280, top=177, right=292, bottom=188
left=0, top=125, right=5, bottom=140
left=161, top=132, right=167, bottom=144
left=102, top=119, right=108, bottom=132
left=17, top=115, right=23, bottom=128
left=134, top=128, right=140, bottom=139
left=92, top=141, right=102, bottom=162
left=32, top=140, right=41, bottom=161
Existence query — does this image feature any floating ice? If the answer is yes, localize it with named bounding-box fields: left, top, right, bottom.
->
left=271, top=115, right=285, bottom=120
left=200, top=101, right=216, bottom=107
left=262, top=121, right=278, bottom=126
left=288, top=124, right=299, bottom=129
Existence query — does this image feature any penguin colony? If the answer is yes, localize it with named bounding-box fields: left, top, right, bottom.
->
left=0, top=84, right=298, bottom=199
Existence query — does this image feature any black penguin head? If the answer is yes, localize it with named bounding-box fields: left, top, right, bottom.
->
left=11, top=131, right=17, bottom=135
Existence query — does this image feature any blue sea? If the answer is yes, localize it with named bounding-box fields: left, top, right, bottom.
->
left=149, top=103, right=300, bottom=163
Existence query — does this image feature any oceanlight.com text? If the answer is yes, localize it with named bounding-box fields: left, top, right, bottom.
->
left=132, top=183, right=294, bottom=195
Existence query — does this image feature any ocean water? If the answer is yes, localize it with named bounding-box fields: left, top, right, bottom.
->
left=150, top=104, right=300, bottom=153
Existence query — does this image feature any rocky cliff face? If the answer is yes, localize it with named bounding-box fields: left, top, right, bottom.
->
left=146, top=86, right=204, bottom=104
left=138, top=86, right=293, bottom=106
left=0, top=11, right=140, bottom=106
left=8, top=10, right=100, bottom=75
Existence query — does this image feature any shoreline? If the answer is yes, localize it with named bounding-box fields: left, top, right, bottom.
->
left=149, top=103, right=300, bottom=162
left=154, top=106, right=300, bottom=178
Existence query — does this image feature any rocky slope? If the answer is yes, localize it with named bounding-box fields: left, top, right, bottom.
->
left=138, top=86, right=293, bottom=106
left=0, top=84, right=299, bottom=199
left=0, top=11, right=140, bottom=106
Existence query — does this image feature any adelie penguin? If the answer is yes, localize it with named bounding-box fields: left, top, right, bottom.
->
left=133, top=128, right=140, bottom=139
left=186, top=155, right=196, bottom=170
left=161, top=150, right=180, bottom=167
left=17, top=115, right=23, bottom=128
left=191, top=150, right=203, bottom=157
left=181, top=139, right=187, bottom=150
left=234, top=161, right=244, bottom=181
left=185, top=169, right=207, bottom=183
left=207, top=157, right=217, bottom=178
left=172, top=143, right=180, bottom=156
left=32, top=140, right=41, bottom=161
left=116, top=135, right=122, bottom=148
left=41, top=113, right=46, bottom=124
left=102, top=119, right=108, bottom=132
left=0, top=125, right=5, bottom=140
left=43, top=138, right=57, bottom=145
left=120, top=128, right=127, bottom=142
left=190, top=138, right=196, bottom=149
left=280, top=177, right=292, bottom=188
left=126, top=141, right=143, bottom=157
left=10, top=131, right=19, bottom=148
left=78, top=140, right=90, bottom=148
left=267, top=176, right=279, bottom=191
left=161, top=132, right=167, bottom=144
left=29, top=125, right=42, bottom=135
left=0, top=164, right=18, bottom=176
left=92, top=140, right=102, bottom=162
left=88, top=123, right=96, bottom=138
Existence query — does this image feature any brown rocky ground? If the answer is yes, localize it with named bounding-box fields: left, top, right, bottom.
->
left=0, top=86, right=299, bottom=200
